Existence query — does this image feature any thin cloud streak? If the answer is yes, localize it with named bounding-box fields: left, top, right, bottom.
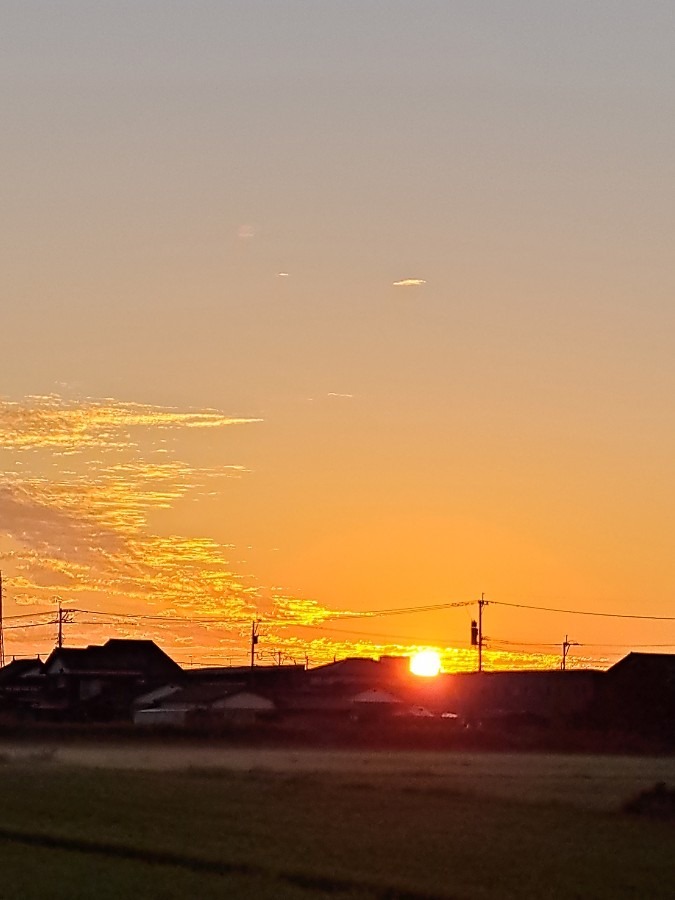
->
left=0, top=395, right=261, bottom=454
left=0, top=395, right=345, bottom=642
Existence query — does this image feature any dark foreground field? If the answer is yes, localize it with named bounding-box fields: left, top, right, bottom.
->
left=0, top=747, right=672, bottom=899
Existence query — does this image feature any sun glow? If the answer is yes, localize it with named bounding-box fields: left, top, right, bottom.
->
left=410, top=650, right=441, bottom=677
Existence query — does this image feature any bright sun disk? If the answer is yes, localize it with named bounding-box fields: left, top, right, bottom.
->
left=410, top=650, right=441, bottom=677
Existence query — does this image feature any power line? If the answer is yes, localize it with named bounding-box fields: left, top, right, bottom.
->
left=3, top=593, right=673, bottom=667
left=18, top=609, right=473, bottom=648
left=575, top=641, right=675, bottom=649
left=60, top=596, right=675, bottom=625
left=4, top=610, right=55, bottom=621
left=71, top=608, right=248, bottom=624
left=275, top=621, right=469, bottom=644
left=490, top=637, right=561, bottom=647
left=69, top=600, right=475, bottom=624
left=9, top=611, right=669, bottom=654
left=491, top=600, right=675, bottom=621
left=332, top=600, right=475, bottom=619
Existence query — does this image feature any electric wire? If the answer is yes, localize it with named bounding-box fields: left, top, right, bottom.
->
left=55, top=596, right=675, bottom=624
left=490, top=600, right=675, bottom=621
left=4, top=610, right=55, bottom=621
left=2, top=594, right=673, bottom=664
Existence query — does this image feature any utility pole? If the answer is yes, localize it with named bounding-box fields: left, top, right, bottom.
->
left=478, top=593, right=488, bottom=673
left=56, top=602, right=73, bottom=649
left=0, top=570, right=5, bottom=668
left=249, top=620, right=260, bottom=689
left=250, top=620, right=259, bottom=670
left=561, top=635, right=578, bottom=671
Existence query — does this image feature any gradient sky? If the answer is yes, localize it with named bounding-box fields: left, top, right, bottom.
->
left=2, top=2, right=675, bottom=668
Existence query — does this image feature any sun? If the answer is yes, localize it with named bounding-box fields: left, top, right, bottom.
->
left=410, top=650, right=442, bottom=677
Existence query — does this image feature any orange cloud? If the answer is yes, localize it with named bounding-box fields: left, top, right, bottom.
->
left=0, top=395, right=590, bottom=670
left=0, top=395, right=261, bottom=453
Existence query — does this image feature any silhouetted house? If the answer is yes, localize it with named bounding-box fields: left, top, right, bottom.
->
left=603, top=652, right=675, bottom=740
left=308, top=657, right=383, bottom=689
left=0, top=658, right=46, bottom=718
left=285, top=658, right=392, bottom=723
left=446, top=669, right=602, bottom=726
left=130, top=682, right=182, bottom=712
left=185, top=663, right=305, bottom=692
left=131, top=663, right=304, bottom=728
left=41, top=639, right=182, bottom=721
left=308, top=656, right=414, bottom=689
left=306, top=662, right=603, bottom=724
left=134, top=682, right=275, bottom=729
left=278, top=660, right=437, bottom=723
left=351, top=687, right=403, bottom=721
left=352, top=688, right=401, bottom=705
left=306, top=657, right=458, bottom=716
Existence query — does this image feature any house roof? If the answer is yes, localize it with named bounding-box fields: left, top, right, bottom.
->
left=160, top=683, right=236, bottom=707
left=157, top=683, right=275, bottom=710
left=352, top=688, right=402, bottom=704
left=185, top=664, right=302, bottom=681
left=309, top=658, right=381, bottom=679
left=608, top=652, right=675, bottom=679
left=184, top=666, right=249, bottom=680
left=0, top=658, right=45, bottom=684
left=132, top=683, right=182, bottom=709
left=213, top=691, right=275, bottom=710
left=45, top=639, right=182, bottom=679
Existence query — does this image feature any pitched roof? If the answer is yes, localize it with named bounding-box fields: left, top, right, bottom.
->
left=608, top=652, right=675, bottom=678
left=157, top=683, right=274, bottom=710
left=185, top=664, right=301, bottom=680
left=352, top=688, right=402, bottom=704
left=160, top=683, right=236, bottom=707
left=0, top=658, right=45, bottom=684
left=309, top=658, right=381, bottom=678
left=100, top=639, right=182, bottom=676
left=45, top=639, right=182, bottom=678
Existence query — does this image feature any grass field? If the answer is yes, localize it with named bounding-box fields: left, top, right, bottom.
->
left=0, top=744, right=672, bottom=899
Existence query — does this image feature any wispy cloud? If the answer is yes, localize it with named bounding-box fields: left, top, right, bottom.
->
left=392, top=278, right=427, bottom=287
left=0, top=396, right=263, bottom=618
left=0, top=395, right=261, bottom=454
left=0, top=395, right=354, bottom=657
left=327, top=392, right=353, bottom=399
left=268, top=594, right=359, bottom=626
left=0, top=394, right=586, bottom=670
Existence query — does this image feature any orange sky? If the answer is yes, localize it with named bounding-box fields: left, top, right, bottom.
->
left=0, top=394, right=671, bottom=671
left=1, top=4, right=674, bottom=669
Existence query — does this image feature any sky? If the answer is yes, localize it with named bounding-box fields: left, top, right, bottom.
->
left=1, top=1, right=675, bottom=669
